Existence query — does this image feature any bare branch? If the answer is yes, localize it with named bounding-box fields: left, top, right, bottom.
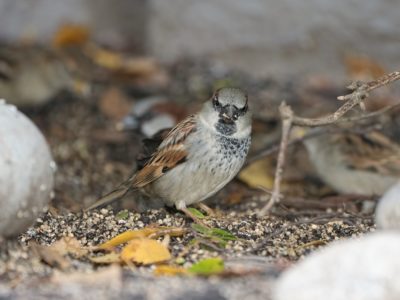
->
left=291, top=71, right=400, bottom=127
left=256, top=71, right=400, bottom=216
left=258, top=102, right=293, bottom=215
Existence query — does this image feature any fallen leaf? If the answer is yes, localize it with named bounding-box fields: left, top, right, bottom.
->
left=116, top=210, right=129, bottom=220
left=191, top=224, right=237, bottom=241
left=96, top=228, right=158, bottom=250
left=154, top=265, right=188, bottom=276
left=191, top=224, right=210, bottom=235
left=89, top=252, right=121, bottom=264
left=98, top=87, right=132, bottom=120
left=210, top=228, right=237, bottom=241
left=51, top=236, right=88, bottom=258
left=52, top=24, right=90, bottom=48
left=225, top=189, right=245, bottom=205
left=344, top=54, right=386, bottom=81
left=187, top=208, right=205, bottom=219
left=191, top=224, right=237, bottom=248
left=84, top=44, right=159, bottom=77
left=30, top=242, right=71, bottom=270
left=96, top=226, right=186, bottom=250
left=189, top=258, right=225, bottom=276
left=30, top=236, right=87, bottom=270
left=238, top=158, right=274, bottom=189
left=120, top=238, right=171, bottom=265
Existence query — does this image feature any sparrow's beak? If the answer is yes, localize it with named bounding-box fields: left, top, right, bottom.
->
left=220, top=105, right=237, bottom=123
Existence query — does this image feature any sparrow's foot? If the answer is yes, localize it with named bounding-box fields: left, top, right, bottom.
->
left=179, top=207, right=208, bottom=226
left=195, top=203, right=216, bottom=217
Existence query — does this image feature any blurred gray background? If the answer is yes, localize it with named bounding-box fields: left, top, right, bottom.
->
left=0, top=0, right=399, bottom=80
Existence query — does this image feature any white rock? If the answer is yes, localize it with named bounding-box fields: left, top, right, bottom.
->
left=0, top=100, right=54, bottom=237
left=375, top=181, right=400, bottom=230
left=273, top=232, right=400, bottom=300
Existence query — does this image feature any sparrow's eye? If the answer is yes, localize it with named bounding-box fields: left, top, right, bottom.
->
left=213, top=96, right=221, bottom=109
left=241, top=103, right=248, bottom=113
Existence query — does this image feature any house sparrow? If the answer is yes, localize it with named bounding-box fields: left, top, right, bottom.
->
left=0, top=45, right=74, bottom=107
left=87, top=87, right=252, bottom=221
left=304, top=130, right=400, bottom=196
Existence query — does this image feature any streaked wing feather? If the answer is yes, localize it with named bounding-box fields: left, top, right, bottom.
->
left=136, top=128, right=171, bottom=170
left=131, top=115, right=196, bottom=188
left=339, top=132, right=400, bottom=176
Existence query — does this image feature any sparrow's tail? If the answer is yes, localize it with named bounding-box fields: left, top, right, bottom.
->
left=84, top=183, right=131, bottom=212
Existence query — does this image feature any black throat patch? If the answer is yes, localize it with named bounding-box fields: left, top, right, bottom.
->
left=215, top=119, right=237, bottom=136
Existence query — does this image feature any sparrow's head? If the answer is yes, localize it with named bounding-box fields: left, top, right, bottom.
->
left=200, top=87, right=252, bottom=137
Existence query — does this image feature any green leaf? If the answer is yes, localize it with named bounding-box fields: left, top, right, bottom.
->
left=116, top=210, right=129, bottom=220
left=191, top=223, right=210, bottom=234
left=187, top=208, right=205, bottom=219
left=210, top=228, right=237, bottom=241
left=189, top=257, right=224, bottom=276
left=191, top=224, right=237, bottom=246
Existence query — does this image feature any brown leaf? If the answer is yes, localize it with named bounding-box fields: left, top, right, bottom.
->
left=225, top=189, right=245, bottom=205
left=120, top=238, right=171, bottom=265
left=51, top=236, right=88, bottom=258
left=30, top=236, right=88, bottom=270
left=98, top=87, right=131, bottom=120
left=345, top=54, right=386, bottom=81
left=30, top=242, right=71, bottom=270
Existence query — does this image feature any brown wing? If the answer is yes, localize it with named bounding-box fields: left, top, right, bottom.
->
left=131, top=115, right=197, bottom=188
left=136, top=128, right=171, bottom=170
left=338, top=131, right=400, bottom=176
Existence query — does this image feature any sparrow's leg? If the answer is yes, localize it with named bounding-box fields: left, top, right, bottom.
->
left=195, top=203, right=215, bottom=217
left=176, top=201, right=207, bottom=225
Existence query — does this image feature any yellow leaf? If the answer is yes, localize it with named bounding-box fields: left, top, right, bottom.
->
left=91, top=47, right=123, bottom=70
left=120, top=238, right=171, bottom=265
left=89, top=252, right=122, bottom=264
left=238, top=159, right=274, bottom=189
left=52, top=24, right=90, bottom=48
left=84, top=44, right=159, bottom=76
left=153, top=265, right=188, bottom=276
left=96, top=228, right=158, bottom=250
left=96, top=226, right=187, bottom=250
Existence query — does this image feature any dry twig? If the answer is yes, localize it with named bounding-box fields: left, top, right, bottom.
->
left=290, top=71, right=400, bottom=127
left=258, top=71, right=400, bottom=215
left=258, top=103, right=293, bottom=215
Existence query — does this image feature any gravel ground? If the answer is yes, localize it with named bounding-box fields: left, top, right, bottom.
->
left=0, top=59, right=376, bottom=299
